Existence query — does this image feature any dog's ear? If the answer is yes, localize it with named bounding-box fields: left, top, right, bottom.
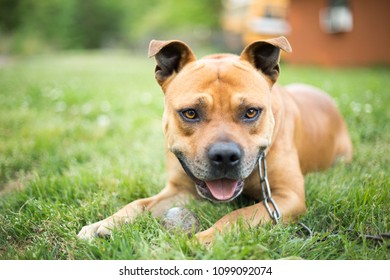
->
left=148, top=40, right=196, bottom=88
left=240, top=36, right=292, bottom=84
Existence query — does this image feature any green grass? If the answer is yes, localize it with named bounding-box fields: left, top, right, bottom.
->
left=0, top=52, right=389, bottom=260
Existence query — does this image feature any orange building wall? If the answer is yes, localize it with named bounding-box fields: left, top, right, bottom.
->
left=286, top=0, right=390, bottom=66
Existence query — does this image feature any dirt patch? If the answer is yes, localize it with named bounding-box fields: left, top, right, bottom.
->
left=0, top=173, right=34, bottom=196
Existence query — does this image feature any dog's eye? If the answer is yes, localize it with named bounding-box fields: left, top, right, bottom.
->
left=244, top=108, right=260, bottom=120
left=181, top=109, right=199, bottom=121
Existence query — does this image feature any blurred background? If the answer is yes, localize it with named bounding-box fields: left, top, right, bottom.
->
left=1, top=1, right=389, bottom=261
left=1, top=0, right=389, bottom=66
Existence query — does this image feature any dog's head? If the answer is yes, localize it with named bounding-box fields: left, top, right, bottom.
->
left=149, top=37, right=291, bottom=202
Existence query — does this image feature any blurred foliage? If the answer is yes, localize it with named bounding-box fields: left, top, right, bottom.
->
left=0, top=0, right=222, bottom=53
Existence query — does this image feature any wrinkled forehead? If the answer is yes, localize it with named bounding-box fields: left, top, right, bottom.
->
left=165, top=56, right=271, bottom=102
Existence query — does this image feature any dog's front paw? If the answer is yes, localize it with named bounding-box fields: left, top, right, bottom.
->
left=77, top=221, right=102, bottom=241
left=77, top=219, right=116, bottom=241
left=195, top=228, right=216, bottom=245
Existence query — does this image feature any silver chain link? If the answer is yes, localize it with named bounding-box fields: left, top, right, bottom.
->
left=258, top=149, right=281, bottom=224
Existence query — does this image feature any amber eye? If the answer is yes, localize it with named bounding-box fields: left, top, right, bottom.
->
left=181, top=109, right=198, bottom=121
left=245, top=108, right=259, bottom=119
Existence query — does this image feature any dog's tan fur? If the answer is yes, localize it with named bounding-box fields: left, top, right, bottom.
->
left=78, top=37, right=352, bottom=243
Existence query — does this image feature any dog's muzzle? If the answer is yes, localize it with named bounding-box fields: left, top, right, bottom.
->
left=176, top=141, right=246, bottom=202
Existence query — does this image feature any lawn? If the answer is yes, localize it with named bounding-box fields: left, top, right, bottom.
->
left=0, top=51, right=389, bottom=260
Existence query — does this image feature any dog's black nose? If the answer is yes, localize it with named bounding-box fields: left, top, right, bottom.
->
left=208, top=142, right=242, bottom=168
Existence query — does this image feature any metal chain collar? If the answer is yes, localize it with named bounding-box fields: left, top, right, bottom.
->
left=258, top=149, right=281, bottom=224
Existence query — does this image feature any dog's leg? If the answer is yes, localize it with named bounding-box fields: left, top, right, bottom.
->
left=196, top=190, right=305, bottom=244
left=196, top=151, right=307, bottom=244
left=77, top=183, right=195, bottom=240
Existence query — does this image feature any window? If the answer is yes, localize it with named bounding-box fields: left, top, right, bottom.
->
left=320, top=0, right=353, bottom=33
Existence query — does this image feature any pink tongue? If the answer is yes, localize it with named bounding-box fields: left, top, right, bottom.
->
left=205, top=179, right=239, bottom=201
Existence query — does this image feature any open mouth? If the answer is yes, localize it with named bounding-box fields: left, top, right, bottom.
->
left=196, top=179, right=244, bottom=202
left=176, top=155, right=245, bottom=203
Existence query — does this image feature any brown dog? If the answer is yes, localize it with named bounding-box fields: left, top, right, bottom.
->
left=78, top=37, right=352, bottom=243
